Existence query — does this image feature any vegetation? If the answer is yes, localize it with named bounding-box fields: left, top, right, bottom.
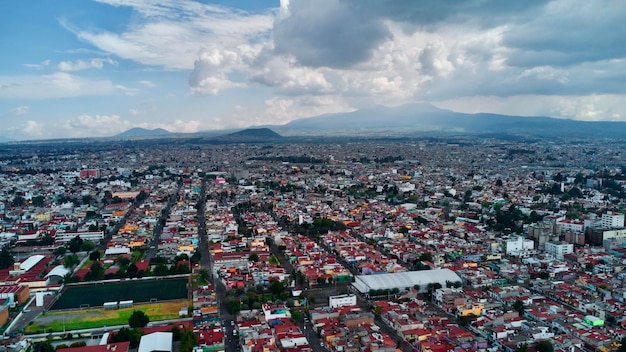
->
left=128, top=310, right=150, bottom=328
left=25, top=302, right=185, bottom=333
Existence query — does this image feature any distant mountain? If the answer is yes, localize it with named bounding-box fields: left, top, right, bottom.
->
left=0, top=136, right=15, bottom=143
left=213, top=128, right=283, bottom=142
left=114, top=128, right=171, bottom=138
left=267, top=103, right=626, bottom=138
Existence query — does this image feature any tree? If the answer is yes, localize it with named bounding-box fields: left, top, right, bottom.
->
left=538, top=271, right=550, bottom=280
left=512, top=300, right=526, bottom=316
left=0, top=248, right=14, bottom=269
left=31, top=195, right=45, bottom=207
left=54, top=246, right=67, bottom=256
left=515, top=343, right=529, bottom=352
left=128, top=310, right=150, bottom=328
left=617, top=336, right=626, bottom=352
left=180, top=329, right=198, bottom=352
left=535, top=340, right=554, bottom=352
left=81, top=241, right=96, bottom=252
left=248, top=253, right=259, bottom=262
left=64, top=254, right=79, bottom=268
left=110, top=327, right=144, bottom=348
left=89, top=250, right=101, bottom=261
left=32, top=340, right=54, bottom=352
left=68, top=235, right=84, bottom=253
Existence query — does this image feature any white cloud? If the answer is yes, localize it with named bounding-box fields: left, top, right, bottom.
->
left=138, top=80, right=157, bottom=88
left=57, top=58, right=118, bottom=71
left=136, top=119, right=202, bottom=133
left=435, top=94, right=626, bottom=121
left=9, top=106, right=30, bottom=115
left=23, top=120, right=45, bottom=138
left=188, top=49, right=247, bottom=95
left=22, top=60, right=50, bottom=70
left=66, top=0, right=273, bottom=70
left=64, top=114, right=133, bottom=137
left=0, top=72, right=117, bottom=99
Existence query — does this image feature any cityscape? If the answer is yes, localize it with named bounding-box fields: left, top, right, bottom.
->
left=2, top=1, right=626, bottom=352
left=0, top=133, right=624, bottom=352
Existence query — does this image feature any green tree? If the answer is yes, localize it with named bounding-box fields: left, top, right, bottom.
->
left=0, top=248, right=14, bottom=269
left=535, top=340, right=554, bottom=352
left=68, top=236, right=84, bottom=253
left=128, top=310, right=150, bottom=328
left=153, top=263, right=168, bottom=276
left=63, top=254, right=79, bottom=268
left=226, top=299, right=241, bottom=314
left=617, top=336, right=626, bottom=352
left=515, top=343, right=529, bottom=352
left=180, top=329, right=198, bottom=352
left=31, top=195, right=45, bottom=207
left=89, top=250, right=101, bottom=261
left=248, top=253, right=259, bottom=262
left=110, top=327, right=144, bottom=348
left=81, top=241, right=96, bottom=252
left=512, top=300, right=526, bottom=316
left=32, top=340, right=54, bottom=352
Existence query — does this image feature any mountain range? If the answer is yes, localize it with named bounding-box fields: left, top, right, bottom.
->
left=263, top=103, right=626, bottom=138
left=6, top=103, right=626, bottom=144
left=113, top=103, right=624, bottom=140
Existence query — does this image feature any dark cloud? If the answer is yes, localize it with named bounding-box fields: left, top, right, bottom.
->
left=503, top=0, right=626, bottom=67
left=273, top=0, right=551, bottom=69
left=416, top=58, right=626, bottom=101
left=365, top=0, right=550, bottom=28
left=273, top=0, right=391, bottom=68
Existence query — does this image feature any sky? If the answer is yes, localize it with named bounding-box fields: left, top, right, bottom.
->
left=1, top=0, right=625, bottom=140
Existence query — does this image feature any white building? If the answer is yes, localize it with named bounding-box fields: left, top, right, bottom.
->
left=601, top=211, right=625, bottom=229
left=505, top=236, right=534, bottom=256
left=55, top=231, right=104, bottom=243
left=603, top=229, right=626, bottom=242
left=138, top=332, right=173, bottom=352
left=545, top=241, right=574, bottom=260
left=556, top=219, right=584, bottom=234
left=329, top=294, right=357, bottom=308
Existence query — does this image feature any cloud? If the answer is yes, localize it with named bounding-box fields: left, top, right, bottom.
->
left=23, top=60, right=50, bottom=70
left=129, top=108, right=145, bottom=115
left=9, top=106, right=30, bottom=115
left=66, top=0, right=273, bottom=70
left=435, top=94, right=626, bottom=122
left=23, top=121, right=45, bottom=138
left=0, top=72, right=117, bottom=99
left=57, top=58, right=118, bottom=71
left=503, top=0, right=626, bottom=67
left=188, top=49, right=246, bottom=95
left=138, top=80, right=157, bottom=88
left=64, top=114, right=132, bottom=137
left=273, top=0, right=391, bottom=68
left=54, top=0, right=626, bottom=125
left=136, top=119, right=202, bottom=133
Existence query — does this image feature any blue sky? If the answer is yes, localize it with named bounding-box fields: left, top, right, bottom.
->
left=1, top=0, right=625, bottom=140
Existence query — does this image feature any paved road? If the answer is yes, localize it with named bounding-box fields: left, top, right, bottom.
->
left=145, top=181, right=182, bottom=261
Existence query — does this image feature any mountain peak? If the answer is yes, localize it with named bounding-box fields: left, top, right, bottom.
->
left=114, top=128, right=171, bottom=138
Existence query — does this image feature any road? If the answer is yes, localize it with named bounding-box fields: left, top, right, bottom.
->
left=145, top=181, right=182, bottom=261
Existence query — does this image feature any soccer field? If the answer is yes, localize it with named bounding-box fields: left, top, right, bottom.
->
left=51, top=277, right=189, bottom=310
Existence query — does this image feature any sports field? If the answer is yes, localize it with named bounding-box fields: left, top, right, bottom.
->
left=50, top=277, right=188, bottom=310
left=26, top=301, right=187, bottom=333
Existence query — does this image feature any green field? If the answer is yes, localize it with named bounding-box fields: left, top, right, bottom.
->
left=26, top=301, right=188, bottom=333
left=51, top=277, right=189, bottom=310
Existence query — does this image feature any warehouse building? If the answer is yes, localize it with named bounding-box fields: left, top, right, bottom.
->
left=352, top=269, right=462, bottom=295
